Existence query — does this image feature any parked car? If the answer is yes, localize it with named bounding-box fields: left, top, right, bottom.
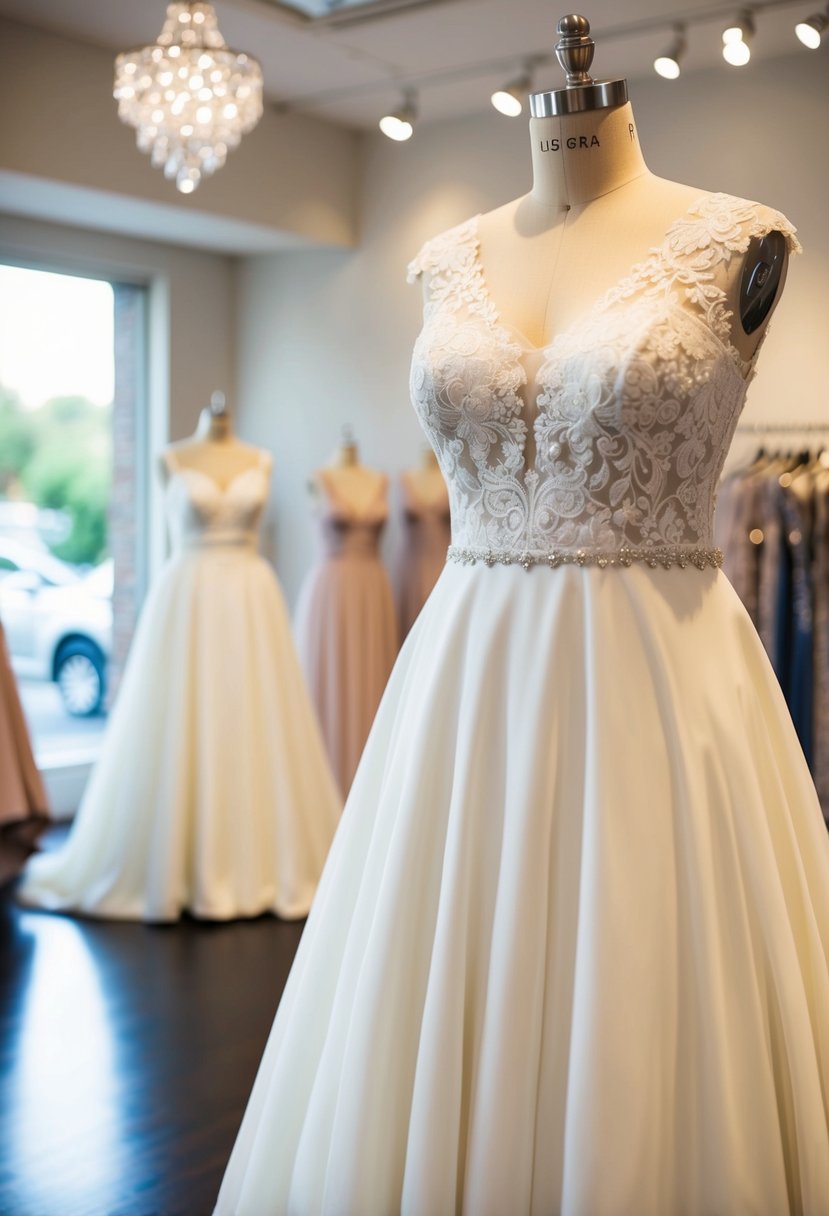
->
left=0, top=540, right=113, bottom=717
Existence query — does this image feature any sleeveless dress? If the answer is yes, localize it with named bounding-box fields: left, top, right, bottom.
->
left=215, top=194, right=829, bottom=1215
left=18, top=453, right=341, bottom=921
left=295, top=468, right=398, bottom=796
left=0, top=616, right=48, bottom=832
left=397, top=470, right=451, bottom=637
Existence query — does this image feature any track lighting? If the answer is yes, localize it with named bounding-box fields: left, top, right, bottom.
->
left=795, top=5, right=828, bottom=47
left=653, top=24, right=686, bottom=79
left=491, top=65, right=533, bottom=117
left=379, top=92, right=417, bottom=141
left=722, top=10, right=754, bottom=65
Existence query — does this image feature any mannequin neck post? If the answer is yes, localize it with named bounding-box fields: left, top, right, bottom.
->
left=528, top=101, right=649, bottom=211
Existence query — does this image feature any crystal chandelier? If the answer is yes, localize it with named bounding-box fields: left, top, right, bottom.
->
left=113, top=2, right=263, bottom=195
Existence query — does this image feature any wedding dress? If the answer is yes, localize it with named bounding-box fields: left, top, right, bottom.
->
left=215, top=194, right=829, bottom=1215
left=18, top=453, right=341, bottom=921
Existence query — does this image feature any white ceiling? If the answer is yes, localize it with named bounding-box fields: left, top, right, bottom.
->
left=0, top=0, right=818, bottom=129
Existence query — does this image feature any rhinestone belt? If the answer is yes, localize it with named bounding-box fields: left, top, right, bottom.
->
left=446, top=544, right=724, bottom=572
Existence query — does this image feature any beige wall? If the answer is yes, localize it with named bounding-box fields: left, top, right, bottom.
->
left=236, top=49, right=829, bottom=606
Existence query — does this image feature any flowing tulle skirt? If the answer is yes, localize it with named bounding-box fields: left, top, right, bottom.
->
left=18, top=548, right=341, bottom=921
left=216, top=562, right=829, bottom=1216
left=296, top=554, right=397, bottom=797
left=0, top=619, right=48, bottom=829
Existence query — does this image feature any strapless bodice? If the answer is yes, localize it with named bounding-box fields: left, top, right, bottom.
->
left=408, top=193, right=800, bottom=570
left=165, top=465, right=268, bottom=552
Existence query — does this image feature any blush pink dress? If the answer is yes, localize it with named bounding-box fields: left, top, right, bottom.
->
left=0, top=616, right=48, bottom=831
left=397, top=470, right=451, bottom=638
left=295, top=468, right=398, bottom=797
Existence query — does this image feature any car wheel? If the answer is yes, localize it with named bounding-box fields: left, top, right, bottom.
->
left=55, top=640, right=106, bottom=717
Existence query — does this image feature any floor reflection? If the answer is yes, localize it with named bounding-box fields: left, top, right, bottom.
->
left=0, top=885, right=304, bottom=1216
left=6, top=911, right=124, bottom=1216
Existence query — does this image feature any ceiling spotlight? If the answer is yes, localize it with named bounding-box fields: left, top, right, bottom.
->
left=491, top=65, right=532, bottom=117
left=654, top=24, right=687, bottom=79
left=379, top=92, right=417, bottom=141
left=722, top=10, right=754, bottom=64
left=795, top=6, right=828, bottom=47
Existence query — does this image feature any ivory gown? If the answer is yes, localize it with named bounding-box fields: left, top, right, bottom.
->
left=216, top=195, right=829, bottom=1215
left=18, top=453, right=341, bottom=921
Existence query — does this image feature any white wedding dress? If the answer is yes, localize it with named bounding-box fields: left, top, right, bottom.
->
left=18, top=453, right=341, bottom=922
left=215, top=194, right=829, bottom=1215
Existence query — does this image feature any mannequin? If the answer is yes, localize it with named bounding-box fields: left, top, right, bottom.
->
left=308, top=425, right=388, bottom=516
left=160, top=391, right=264, bottom=487
left=19, top=388, right=341, bottom=921
left=296, top=426, right=397, bottom=795
left=462, top=15, right=788, bottom=363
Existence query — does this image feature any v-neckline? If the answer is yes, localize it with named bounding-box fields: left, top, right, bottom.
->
left=174, top=464, right=265, bottom=496
left=468, top=196, right=706, bottom=357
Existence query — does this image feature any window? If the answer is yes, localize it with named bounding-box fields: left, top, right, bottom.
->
left=0, top=265, right=115, bottom=762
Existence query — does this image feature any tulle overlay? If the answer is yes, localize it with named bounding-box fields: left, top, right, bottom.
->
left=19, top=547, right=340, bottom=921
left=217, top=561, right=829, bottom=1215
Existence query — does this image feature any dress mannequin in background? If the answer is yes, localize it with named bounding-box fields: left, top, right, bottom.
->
left=159, top=391, right=263, bottom=486
left=216, top=17, right=828, bottom=1216
left=398, top=447, right=450, bottom=637
left=295, top=430, right=398, bottom=797
left=0, top=613, right=48, bottom=854
left=19, top=396, right=341, bottom=921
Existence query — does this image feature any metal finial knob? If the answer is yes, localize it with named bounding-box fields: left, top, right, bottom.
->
left=555, top=13, right=595, bottom=86
left=529, top=11, right=628, bottom=118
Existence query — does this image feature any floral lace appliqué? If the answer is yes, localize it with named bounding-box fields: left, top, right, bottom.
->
left=407, top=193, right=800, bottom=562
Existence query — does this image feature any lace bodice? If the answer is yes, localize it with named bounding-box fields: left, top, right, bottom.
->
left=407, top=192, right=800, bottom=569
left=165, top=460, right=270, bottom=551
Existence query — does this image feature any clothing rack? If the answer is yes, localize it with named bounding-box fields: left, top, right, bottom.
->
left=736, top=422, right=829, bottom=435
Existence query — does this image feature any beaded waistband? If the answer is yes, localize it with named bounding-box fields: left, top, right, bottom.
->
left=446, top=544, right=724, bottom=572
left=180, top=536, right=257, bottom=551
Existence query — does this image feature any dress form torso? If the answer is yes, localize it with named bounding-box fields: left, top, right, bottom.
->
left=471, top=101, right=788, bottom=363
left=312, top=442, right=389, bottom=520
left=161, top=407, right=269, bottom=490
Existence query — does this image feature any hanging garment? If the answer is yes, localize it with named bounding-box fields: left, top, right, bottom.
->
left=18, top=452, right=341, bottom=921
left=397, top=470, right=451, bottom=637
left=216, top=195, right=829, bottom=1216
left=295, top=468, right=398, bottom=797
left=813, top=468, right=829, bottom=818
left=0, top=616, right=48, bottom=830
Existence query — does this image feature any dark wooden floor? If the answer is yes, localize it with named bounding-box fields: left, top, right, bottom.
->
left=0, top=831, right=304, bottom=1216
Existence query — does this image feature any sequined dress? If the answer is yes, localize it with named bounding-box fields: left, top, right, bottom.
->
left=215, top=194, right=829, bottom=1215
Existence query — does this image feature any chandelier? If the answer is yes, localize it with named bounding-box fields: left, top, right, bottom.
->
left=113, top=2, right=263, bottom=195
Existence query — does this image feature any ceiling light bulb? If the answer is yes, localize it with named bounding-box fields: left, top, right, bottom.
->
left=490, top=68, right=531, bottom=118
left=491, top=88, right=524, bottom=117
left=654, top=56, right=681, bottom=78
left=653, top=25, right=686, bottom=79
left=379, top=93, right=417, bottom=141
left=795, top=10, right=827, bottom=46
left=723, top=37, right=751, bottom=64
left=722, top=10, right=754, bottom=64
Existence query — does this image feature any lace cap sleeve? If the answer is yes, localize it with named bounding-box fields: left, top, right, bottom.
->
left=406, top=239, right=433, bottom=284
left=747, top=203, right=802, bottom=256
